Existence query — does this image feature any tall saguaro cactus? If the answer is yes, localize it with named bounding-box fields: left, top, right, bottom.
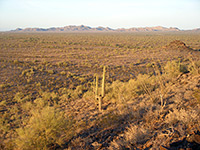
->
left=95, top=75, right=99, bottom=97
left=95, top=66, right=106, bottom=111
left=102, top=66, right=106, bottom=98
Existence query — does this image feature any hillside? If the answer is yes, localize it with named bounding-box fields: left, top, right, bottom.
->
left=64, top=72, right=200, bottom=149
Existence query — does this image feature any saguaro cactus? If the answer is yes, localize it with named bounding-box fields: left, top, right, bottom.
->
left=95, top=66, right=106, bottom=111
left=102, top=66, right=106, bottom=98
left=95, top=75, right=99, bottom=100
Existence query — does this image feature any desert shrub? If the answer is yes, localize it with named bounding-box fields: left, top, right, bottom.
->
left=125, top=124, right=150, bottom=145
left=14, top=92, right=24, bottom=103
left=58, top=87, right=84, bottom=101
left=0, top=100, right=6, bottom=107
left=22, top=95, right=32, bottom=102
left=15, top=106, right=73, bottom=150
left=40, top=92, right=59, bottom=106
left=58, top=87, right=68, bottom=94
left=146, top=63, right=152, bottom=68
left=0, top=83, right=11, bottom=89
left=83, top=88, right=94, bottom=100
left=65, top=89, right=79, bottom=100
left=78, top=77, right=87, bottom=83
left=36, top=82, right=41, bottom=87
left=127, top=74, right=155, bottom=100
left=164, top=60, right=181, bottom=79
left=13, top=60, right=20, bottom=64
left=109, top=124, right=150, bottom=149
left=71, top=85, right=85, bottom=99
left=34, top=98, right=48, bottom=108
left=165, top=108, right=199, bottom=125
left=105, top=74, right=155, bottom=103
left=193, top=89, right=200, bottom=103
left=50, top=92, right=59, bottom=102
left=21, top=68, right=35, bottom=77
left=0, top=115, right=13, bottom=149
left=179, top=64, right=189, bottom=73
left=21, top=101, right=33, bottom=112
left=41, top=92, right=51, bottom=101
left=59, top=94, right=70, bottom=102
left=134, top=74, right=155, bottom=95
left=0, top=114, right=10, bottom=134
left=60, top=71, right=66, bottom=75
left=187, top=60, right=200, bottom=75
left=105, top=80, right=130, bottom=103
left=47, top=70, right=55, bottom=74
left=57, top=62, right=63, bottom=67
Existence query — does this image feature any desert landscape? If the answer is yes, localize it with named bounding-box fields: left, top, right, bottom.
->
left=0, top=30, right=200, bottom=149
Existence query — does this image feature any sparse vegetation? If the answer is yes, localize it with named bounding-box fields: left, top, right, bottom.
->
left=0, top=32, right=199, bottom=149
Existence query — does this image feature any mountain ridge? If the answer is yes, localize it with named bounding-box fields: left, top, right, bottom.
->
left=11, top=25, right=200, bottom=32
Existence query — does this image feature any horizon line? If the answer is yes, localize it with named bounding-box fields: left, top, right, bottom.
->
left=2, top=25, right=200, bottom=32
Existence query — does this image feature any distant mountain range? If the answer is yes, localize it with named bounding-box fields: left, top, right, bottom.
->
left=11, top=25, right=200, bottom=32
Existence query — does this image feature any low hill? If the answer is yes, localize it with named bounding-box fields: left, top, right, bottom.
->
left=11, top=25, right=183, bottom=32
left=163, top=40, right=193, bottom=51
left=12, top=25, right=114, bottom=32
left=117, top=26, right=180, bottom=32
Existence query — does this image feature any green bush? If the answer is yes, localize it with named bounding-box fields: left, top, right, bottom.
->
left=105, top=74, right=155, bottom=103
left=15, top=106, right=73, bottom=150
left=0, top=83, right=11, bottom=89
left=47, top=70, right=55, bottom=74
left=193, top=89, right=200, bottom=103
left=188, top=60, right=200, bottom=75
left=134, top=74, right=155, bottom=95
left=164, top=60, right=181, bottom=78
left=106, top=81, right=125, bottom=103
left=14, top=92, right=32, bottom=103
left=179, top=64, right=189, bottom=73
left=34, top=98, right=48, bottom=108
left=14, top=92, right=24, bottom=103
left=13, top=60, right=20, bottom=64
left=39, top=92, right=59, bottom=106
left=60, top=71, right=66, bottom=75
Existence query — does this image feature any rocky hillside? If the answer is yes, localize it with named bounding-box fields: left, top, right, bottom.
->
left=63, top=72, right=200, bottom=149
left=163, top=40, right=193, bottom=51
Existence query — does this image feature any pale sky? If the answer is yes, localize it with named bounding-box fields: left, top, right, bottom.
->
left=0, top=0, right=199, bottom=31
